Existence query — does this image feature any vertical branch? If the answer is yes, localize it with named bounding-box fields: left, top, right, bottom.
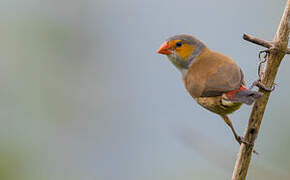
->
left=231, top=1, right=290, bottom=180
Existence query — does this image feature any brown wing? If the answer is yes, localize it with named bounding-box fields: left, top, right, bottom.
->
left=201, top=63, right=244, bottom=97
left=184, top=49, right=244, bottom=98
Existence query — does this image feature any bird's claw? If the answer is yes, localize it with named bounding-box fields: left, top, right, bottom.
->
left=249, top=79, right=276, bottom=92
left=237, top=136, right=252, bottom=146
left=253, top=149, right=259, bottom=155
left=236, top=136, right=259, bottom=155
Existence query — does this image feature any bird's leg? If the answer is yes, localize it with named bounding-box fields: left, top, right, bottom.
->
left=249, top=49, right=276, bottom=92
left=221, top=115, right=259, bottom=154
left=220, top=115, right=249, bottom=145
left=249, top=78, right=275, bottom=92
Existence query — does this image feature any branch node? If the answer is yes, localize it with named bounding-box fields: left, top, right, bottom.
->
left=232, top=1, right=290, bottom=179
left=243, top=33, right=290, bottom=54
left=249, top=127, right=256, bottom=134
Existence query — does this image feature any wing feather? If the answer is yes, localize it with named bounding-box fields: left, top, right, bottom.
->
left=184, top=49, right=244, bottom=98
left=201, top=63, right=244, bottom=97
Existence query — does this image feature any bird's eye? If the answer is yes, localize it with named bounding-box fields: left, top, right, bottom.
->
left=175, top=41, right=183, bottom=47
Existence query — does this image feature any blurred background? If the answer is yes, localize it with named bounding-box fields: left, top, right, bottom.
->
left=1, top=0, right=290, bottom=179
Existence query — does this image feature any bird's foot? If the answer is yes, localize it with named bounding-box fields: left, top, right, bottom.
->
left=249, top=79, right=275, bottom=92
left=236, top=136, right=252, bottom=145
left=236, top=136, right=259, bottom=155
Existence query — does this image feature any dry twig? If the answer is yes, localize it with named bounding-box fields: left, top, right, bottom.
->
left=231, top=1, right=290, bottom=180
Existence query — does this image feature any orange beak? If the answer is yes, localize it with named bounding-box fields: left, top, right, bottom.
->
left=157, top=41, right=173, bottom=55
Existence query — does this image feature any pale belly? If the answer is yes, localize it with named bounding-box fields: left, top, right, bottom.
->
left=194, top=96, right=242, bottom=115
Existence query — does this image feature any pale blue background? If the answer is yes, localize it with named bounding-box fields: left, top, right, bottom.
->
left=1, top=0, right=290, bottom=179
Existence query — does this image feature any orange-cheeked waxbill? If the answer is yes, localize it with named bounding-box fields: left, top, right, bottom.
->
left=157, top=34, right=263, bottom=145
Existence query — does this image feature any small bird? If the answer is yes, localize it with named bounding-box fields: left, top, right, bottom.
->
left=157, top=34, right=263, bottom=145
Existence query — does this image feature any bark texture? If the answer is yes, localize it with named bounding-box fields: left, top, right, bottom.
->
left=231, top=1, right=290, bottom=180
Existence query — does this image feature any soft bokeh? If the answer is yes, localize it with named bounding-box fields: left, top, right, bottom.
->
left=1, top=0, right=290, bottom=179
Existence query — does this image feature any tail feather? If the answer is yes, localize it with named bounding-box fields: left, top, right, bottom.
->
left=231, top=89, right=263, bottom=105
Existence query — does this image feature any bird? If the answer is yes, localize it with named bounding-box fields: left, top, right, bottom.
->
left=157, top=34, right=263, bottom=145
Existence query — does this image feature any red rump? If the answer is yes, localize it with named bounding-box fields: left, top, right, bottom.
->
left=225, top=85, right=247, bottom=100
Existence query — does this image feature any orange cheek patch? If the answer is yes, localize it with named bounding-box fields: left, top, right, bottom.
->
left=176, top=44, right=195, bottom=60
left=167, top=40, right=195, bottom=60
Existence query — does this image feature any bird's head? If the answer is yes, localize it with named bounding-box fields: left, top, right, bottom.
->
left=157, top=34, right=206, bottom=70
